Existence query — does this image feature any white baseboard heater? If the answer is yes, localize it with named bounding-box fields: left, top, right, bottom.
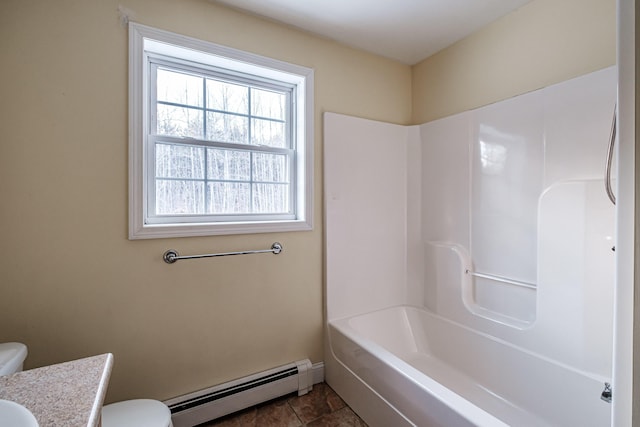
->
left=165, top=359, right=321, bottom=427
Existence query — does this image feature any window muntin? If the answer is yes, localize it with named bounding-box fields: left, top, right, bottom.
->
left=128, top=23, right=313, bottom=239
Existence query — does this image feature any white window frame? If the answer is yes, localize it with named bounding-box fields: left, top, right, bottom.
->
left=128, top=23, right=314, bottom=239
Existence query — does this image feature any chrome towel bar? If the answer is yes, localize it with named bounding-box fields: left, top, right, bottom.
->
left=465, top=269, right=536, bottom=290
left=163, top=242, right=283, bottom=264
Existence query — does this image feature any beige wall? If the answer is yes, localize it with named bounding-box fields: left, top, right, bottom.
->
left=0, top=0, right=411, bottom=402
left=412, top=0, right=616, bottom=123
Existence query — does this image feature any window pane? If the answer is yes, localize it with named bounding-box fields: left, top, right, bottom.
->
left=251, top=88, right=285, bottom=120
left=251, top=118, right=285, bottom=147
left=157, top=69, right=203, bottom=107
left=208, top=182, right=250, bottom=214
left=207, top=148, right=250, bottom=181
left=156, top=144, right=204, bottom=179
left=252, top=153, right=288, bottom=182
left=253, top=183, right=289, bottom=213
left=207, top=80, right=248, bottom=114
left=207, top=112, right=248, bottom=144
left=157, top=104, right=203, bottom=138
left=156, top=179, right=205, bottom=215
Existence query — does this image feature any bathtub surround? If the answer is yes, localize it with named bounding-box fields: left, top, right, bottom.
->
left=325, top=66, right=616, bottom=425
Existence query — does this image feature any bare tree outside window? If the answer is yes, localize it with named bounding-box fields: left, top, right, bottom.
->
left=153, top=67, right=291, bottom=216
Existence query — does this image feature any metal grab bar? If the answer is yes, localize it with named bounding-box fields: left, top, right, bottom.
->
left=163, top=242, right=283, bottom=264
left=605, top=105, right=617, bottom=205
left=465, top=269, right=536, bottom=290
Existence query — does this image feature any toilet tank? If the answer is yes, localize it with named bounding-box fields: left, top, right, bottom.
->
left=0, top=343, right=28, bottom=376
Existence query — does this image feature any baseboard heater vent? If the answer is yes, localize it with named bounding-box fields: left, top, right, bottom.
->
left=165, top=359, right=316, bottom=427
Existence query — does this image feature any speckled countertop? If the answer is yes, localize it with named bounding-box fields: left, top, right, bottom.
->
left=0, top=353, right=113, bottom=427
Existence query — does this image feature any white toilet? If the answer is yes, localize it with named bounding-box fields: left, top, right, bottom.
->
left=0, top=343, right=172, bottom=427
left=0, top=342, right=28, bottom=376
left=102, top=399, right=173, bottom=427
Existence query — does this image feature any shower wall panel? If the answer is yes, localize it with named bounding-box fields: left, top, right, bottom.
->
left=420, top=66, right=616, bottom=375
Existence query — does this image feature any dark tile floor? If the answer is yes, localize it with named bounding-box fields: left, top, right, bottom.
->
left=197, top=382, right=368, bottom=427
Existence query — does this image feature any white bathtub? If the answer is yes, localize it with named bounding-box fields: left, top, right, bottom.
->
left=327, top=305, right=611, bottom=427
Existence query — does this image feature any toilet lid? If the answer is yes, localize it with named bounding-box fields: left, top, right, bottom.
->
left=102, top=399, right=172, bottom=427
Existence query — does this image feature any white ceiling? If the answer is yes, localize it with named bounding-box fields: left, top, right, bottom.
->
left=213, top=0, right=533, bottom=64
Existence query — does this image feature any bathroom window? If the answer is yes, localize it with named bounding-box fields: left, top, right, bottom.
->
left=128, top=23, right=314, bottom=239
